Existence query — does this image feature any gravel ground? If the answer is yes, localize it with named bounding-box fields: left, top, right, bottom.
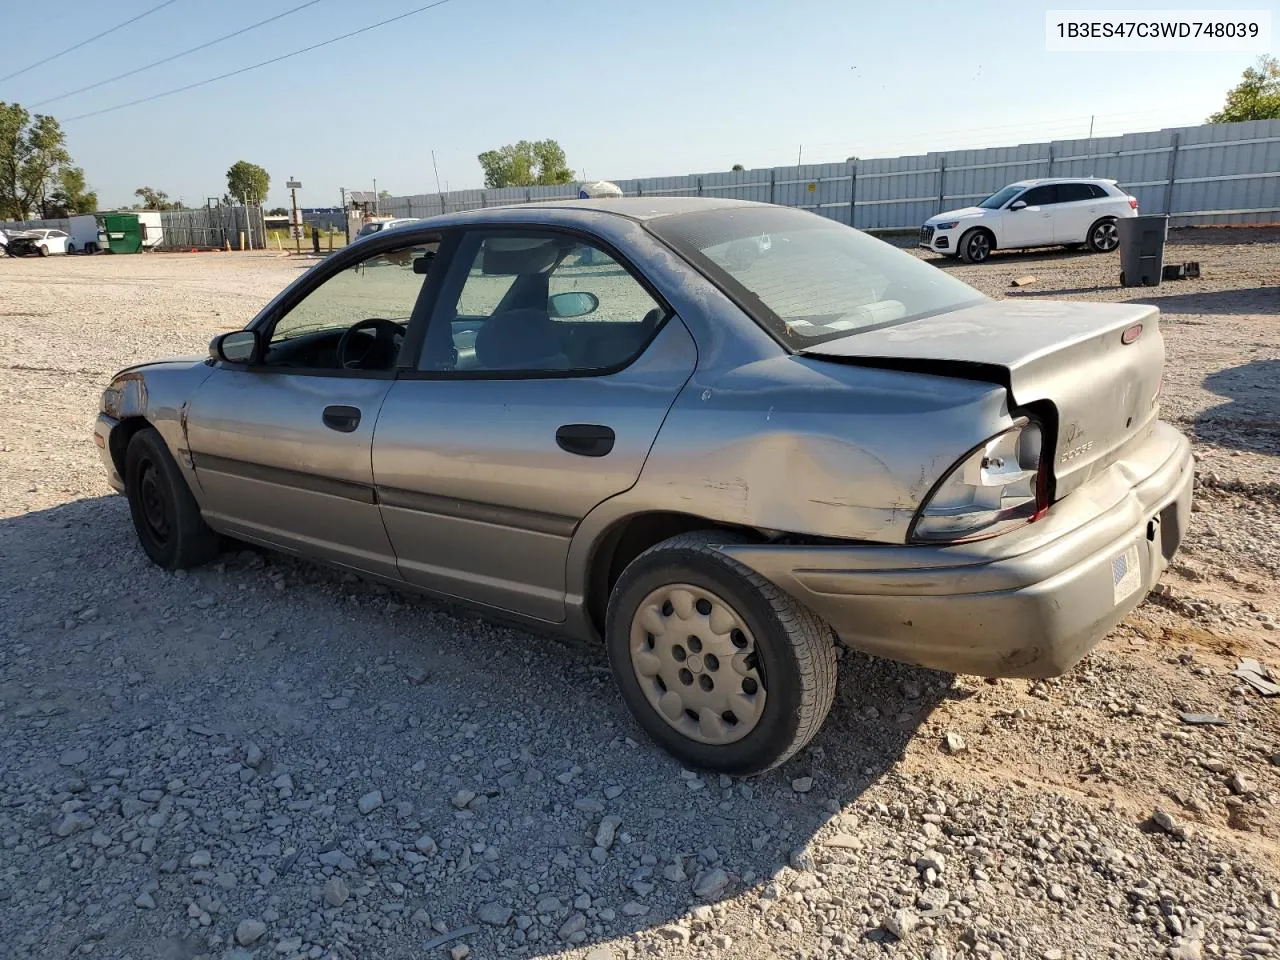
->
left=0, top=231, right=1277, bottom=960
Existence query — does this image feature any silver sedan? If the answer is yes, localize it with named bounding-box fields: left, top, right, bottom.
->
left=95, top=198, right=1193, bottom=774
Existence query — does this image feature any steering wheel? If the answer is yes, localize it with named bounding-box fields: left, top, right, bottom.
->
left=336, top=317, right=405, bottom=370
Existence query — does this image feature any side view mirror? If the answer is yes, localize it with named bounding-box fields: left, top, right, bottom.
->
left=1009, top=200, right=1027, bottom=211
left=548, top=291, right=599, bottom=319
left=210, top=330, right=259, bottom=364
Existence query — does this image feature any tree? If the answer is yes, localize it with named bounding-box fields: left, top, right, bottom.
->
left=731, top=163, right=745, bottom=171
left=378, top=189, right=391, bottom=200
left=44, top=166, right=97, bottom=218
left=134, top=186, right=180, bottom=210
left=226, top=160, right=270, bottom=206
left=267, top=206, right=288, bottom=216
left=1209, top=55, right=1280, bottom=122
left=477, top=139, right=574, bottom=188
left=0, top=102, right=73, bottom=220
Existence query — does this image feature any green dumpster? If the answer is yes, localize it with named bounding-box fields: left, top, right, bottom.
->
left=102, top=214, right=143, bottom=254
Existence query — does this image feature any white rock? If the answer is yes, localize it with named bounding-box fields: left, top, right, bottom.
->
left=235, top=919, right=267, bottom=946
left=595, top=815, right=622, bottom=851
left=791, top=776, right=813, bottom=793
left=322, top=876, right=349, bottom=907
left=357, top=790, right=383, bottom=815
left=884, top=908, right=920, bottom=939
left=189, top=850, right=212, bottom=868
left=693, top=868, right=729, bottom=899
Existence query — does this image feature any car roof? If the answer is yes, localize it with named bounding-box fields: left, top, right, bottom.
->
left=405, top=196, right=766, bottom=232
left=1008, top=177, right=1118, bottom=187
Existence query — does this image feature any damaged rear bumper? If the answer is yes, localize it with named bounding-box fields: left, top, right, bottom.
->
left=718, top=422, right=1193, bottom=679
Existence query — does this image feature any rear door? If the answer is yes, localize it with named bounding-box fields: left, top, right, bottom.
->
left=1001, top=184, right=1056, bottom=248
left=372, top=228, right=697, bottom=622
left=1052, top=182, right=1102, bottom=243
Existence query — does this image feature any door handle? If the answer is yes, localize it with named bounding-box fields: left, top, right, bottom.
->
left=556, top=423, right=615, bottom=457
left=322, top=405, right=362, bottom=433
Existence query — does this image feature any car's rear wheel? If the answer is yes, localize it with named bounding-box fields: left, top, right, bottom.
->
left=958, top=228, right=993, bottom=264
left=124, top=427, right=220, bottom=570
left=605, top=531, right=837, bottom=775
left=1087, top=218, right=1120, bottom=253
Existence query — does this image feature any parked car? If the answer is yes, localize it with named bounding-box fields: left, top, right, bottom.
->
left=8, top=227, right=76, bottom=256
left=355, top=217, right=420, bottom=240
left=920, top=178, right=1138, bottom=263
left=95, top=198, right=1191, bottom=774
left=0, top=228, right=9, bottom=256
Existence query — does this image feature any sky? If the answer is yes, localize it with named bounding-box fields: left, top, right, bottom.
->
left=0, top=0, right=1274, bottom=210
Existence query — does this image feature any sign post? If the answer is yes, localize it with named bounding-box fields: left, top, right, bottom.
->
left=287, top=178, right=303, bottom=255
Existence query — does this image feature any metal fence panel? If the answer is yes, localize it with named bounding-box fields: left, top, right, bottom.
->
left=377, top=120, right=1280, bottom=233
left=159, top=206, right=265, bottom=249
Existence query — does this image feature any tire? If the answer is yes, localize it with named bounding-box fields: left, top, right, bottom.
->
left=605, top=530, right=837, bottom=775
left=958, top=228, right=993, bottom=264
left=124, top=427, right=220, bottom=570
left=38, top=245, right=48, bottom=257
left=66, top=242, right=76, bottom=254
left=1087, top=217, right=1120, bottom=253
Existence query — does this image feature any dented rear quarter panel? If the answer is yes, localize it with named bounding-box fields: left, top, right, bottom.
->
left=627, top=353, right=1012, bottom=543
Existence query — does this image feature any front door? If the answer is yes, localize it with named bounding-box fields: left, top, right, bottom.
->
left=186, top=237, right=439, bottom=577
left=373, top=229, right=698, bottom=622
left=1001, top=183, right=1057, bottom=248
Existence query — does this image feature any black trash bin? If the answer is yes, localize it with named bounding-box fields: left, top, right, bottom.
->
left=1118, top=214, right=1168, bottom=288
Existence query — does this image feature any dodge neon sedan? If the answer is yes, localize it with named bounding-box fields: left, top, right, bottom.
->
left=95, top=198, right=1192, bottom=774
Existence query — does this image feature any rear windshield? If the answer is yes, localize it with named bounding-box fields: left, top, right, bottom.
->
left=649, top=206, right=985, bottom=349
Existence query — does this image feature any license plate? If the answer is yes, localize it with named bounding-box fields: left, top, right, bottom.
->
left=1111, top=544, right=1142, bottom=605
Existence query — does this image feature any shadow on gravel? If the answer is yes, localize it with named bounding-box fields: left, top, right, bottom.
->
left=1131, top=287, right=1280, bottom=317
left=1197, top=358, right=1280, bottom=455
left=2, top=494, right=945, bottom=959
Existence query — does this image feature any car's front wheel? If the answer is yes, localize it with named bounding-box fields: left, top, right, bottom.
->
left=38, top=245, right=48, bottom=257
left=66, top=242, right=76, bottom=254
left=605, top=531, right=837, bottom=775
left=124, top=427, right=220, bottom=570
left=958, top=228, right=993, bottom=263
left=1087, top=217, right=1120, bottom=253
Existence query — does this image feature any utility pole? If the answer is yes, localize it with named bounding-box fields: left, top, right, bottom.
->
left=373, top=178, right=378, bottom=215
left=1088, top=115, right=1095, bottom=138
left=431, top=151, right=442, bottom=193
left=340, top=187, right=348, bottom=245
left=797, top=144, right=803, bottom=167
left=287, top=176, right=303, bottom=255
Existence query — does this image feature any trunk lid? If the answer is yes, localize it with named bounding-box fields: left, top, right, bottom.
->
left=799, top=298, right=1164, bottom=498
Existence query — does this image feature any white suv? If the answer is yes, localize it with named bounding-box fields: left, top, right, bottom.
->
left=920, top=178, right=1138, bottom=263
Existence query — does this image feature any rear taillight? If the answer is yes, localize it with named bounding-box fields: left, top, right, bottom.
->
left=1128, top=197, right=1139, bottom=210
left=911, top=419, right=1047, bottom=543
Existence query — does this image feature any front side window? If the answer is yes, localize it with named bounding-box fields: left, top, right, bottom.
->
left=1018, top=185, right=1057, bottom=206
left=262, top=239, right=439, bottom=371
left=650, top=206, right=985, bottom=349
left=420, top=231, right=666, bottom=374
left=978, top=185, right=1023, bottom=209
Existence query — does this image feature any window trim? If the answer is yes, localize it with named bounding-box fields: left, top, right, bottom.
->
left=212, top=229, right=447, bottom=380
left=399, top=223, right=674, bottom=382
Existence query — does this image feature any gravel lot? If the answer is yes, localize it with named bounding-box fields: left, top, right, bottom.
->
left=1, top=230, right=1277, bottom=960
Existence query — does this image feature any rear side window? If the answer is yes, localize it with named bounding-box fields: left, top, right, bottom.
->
left=1056, top=183, right=1094, bottom=203
left=1088, top=184, right=1110, bottom=198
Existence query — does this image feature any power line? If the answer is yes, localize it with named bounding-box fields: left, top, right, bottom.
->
left=0, top=0, right=181, bottom=84
left=32, top=0, right=326, bottom=108
left=63, top=0, right=454, bottom=123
